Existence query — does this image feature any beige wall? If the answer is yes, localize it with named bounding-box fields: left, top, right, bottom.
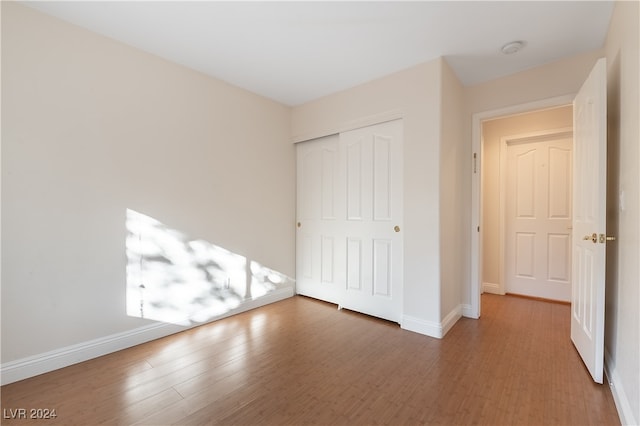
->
left=1, top=3, right=294, bottom=363
left=466, top=49, right=604, bottom=115
left=481, top=106, right=573, bottom=291
left=439, top=60, right=466, bottom=320
left=604, top=1, right=639, bottom=424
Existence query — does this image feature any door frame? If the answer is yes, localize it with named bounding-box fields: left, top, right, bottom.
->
left=498, top=127, right=574, bottom=297
left=470, top=95, right=574, bottom=319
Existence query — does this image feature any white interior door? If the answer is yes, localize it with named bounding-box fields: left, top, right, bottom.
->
left=571, top=57, right=607, bottom=384
left=296, top=120, right=403, bottom=323
left=339, top=120, right=403, bottom=322
left=505, top=134, right=573, bottom=301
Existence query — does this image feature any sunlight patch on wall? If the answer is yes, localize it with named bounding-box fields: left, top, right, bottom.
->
left=126, top=209, right=292, bottom=325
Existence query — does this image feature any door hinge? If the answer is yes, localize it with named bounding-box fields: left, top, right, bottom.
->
left=473, top=153, right=477, bottom=174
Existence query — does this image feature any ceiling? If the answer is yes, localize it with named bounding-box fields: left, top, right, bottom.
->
left=25, top=1, right=614, bottom=106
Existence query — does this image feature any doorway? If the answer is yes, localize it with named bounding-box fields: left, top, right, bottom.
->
left=481, top=106, right=574, bottom=302
left=471, top=60, right=608, bottom=384
left=470, top=96, right=575, bottom=318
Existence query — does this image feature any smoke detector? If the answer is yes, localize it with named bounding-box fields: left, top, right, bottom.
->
left=501, top=41, right=526, bottom=55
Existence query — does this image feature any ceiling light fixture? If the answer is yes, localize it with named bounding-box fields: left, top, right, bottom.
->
left=501, top=40, right=526, bottom=55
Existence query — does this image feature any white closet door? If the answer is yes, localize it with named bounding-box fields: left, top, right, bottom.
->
left=296, top=134, right=343, bottom=304
left=338, top=120, right=403, bottom=322
left=295, top=120, right=403, bottom=323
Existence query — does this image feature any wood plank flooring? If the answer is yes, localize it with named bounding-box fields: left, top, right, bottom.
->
left=1, top=294, right=620, bottom=425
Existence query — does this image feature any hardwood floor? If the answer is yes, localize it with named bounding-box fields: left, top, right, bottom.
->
left=1, top=294, right=620, bottom=425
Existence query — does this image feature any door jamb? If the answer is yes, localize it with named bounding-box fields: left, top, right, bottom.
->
left=470, top=95, right=575, bottom=319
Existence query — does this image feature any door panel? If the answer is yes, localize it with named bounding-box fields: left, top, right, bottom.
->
left=515, top=149, right=536, bottom=218
left=549, top=147, right=572, bottom=218
left=373, top=239, right=392, bottom=297
left=548, top=233, right=571, bottom=281
left=300, top=234, right=313, bottom=279
left=347, top=140, right=364, bottom=220
left=346, top=238, right=362, bottom=290
left=571, top=57, right=607, bottom=384
left=515, top=232, right=535, bottom=278
left=373, top=135, right=392, bottom=221
left=321, top=149, right=336, bottom=220
left=321, top=236, right=335, bottom=283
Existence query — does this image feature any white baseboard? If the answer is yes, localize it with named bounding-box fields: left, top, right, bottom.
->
left=0, top=287, right=294, bottom=386
left=402, top=315, right=443, bottom=338
left=604, top=349, right=637, bottom=426
left=402, top=305, right=462, bottom=339
left=482, top=282, right=502, bottom=294
left=461, top=304, right=475, bottom=318
left=441, top=305, right=462, bottom=336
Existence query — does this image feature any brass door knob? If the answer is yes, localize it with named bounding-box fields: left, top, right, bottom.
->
left=599, top=234, right=616, bottom=243
left=394, top=225, right=400, bottom=233
left=583, top=233, right=597, bottom=243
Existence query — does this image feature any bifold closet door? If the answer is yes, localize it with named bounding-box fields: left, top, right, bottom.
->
left=296, top=120, right=403, bottom=323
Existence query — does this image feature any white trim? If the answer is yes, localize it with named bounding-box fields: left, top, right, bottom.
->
left=402, top=305, right=462, bottom=339
left=461, top=304, right=475, bottom=319
left=482, top=282, right=502, bottom=295
left=440, top=305, right=462, bottom=337
left=604, top=349, right=636, bottom=426
left=291, top=109, right=405, bottom=143
left=0, top=287, right=294, bottom=385
left=402, top=315, right=444, bottom=338
left=470, top=94, right=575, bottom=318
left=470, top=120, right=482, bottom=320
